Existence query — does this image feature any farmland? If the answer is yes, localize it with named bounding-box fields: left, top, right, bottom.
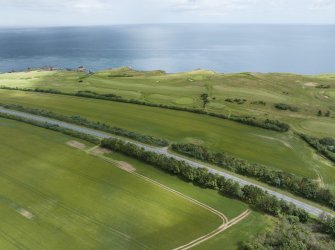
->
left=0, top=68, right=334, bottom=249
left=0, top=117, right=268, bottom=249
left=0, top=85, right=334, bottom=190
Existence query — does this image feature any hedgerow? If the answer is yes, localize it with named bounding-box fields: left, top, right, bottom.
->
left=172, top=143, right=335, bottom=210
left=1, top=104, right=169, bottom=147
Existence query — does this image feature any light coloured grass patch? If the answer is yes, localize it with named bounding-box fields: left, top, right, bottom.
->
left=174, top=97, right=194, bottom=105
left=304, top=82, right=318, bottom=87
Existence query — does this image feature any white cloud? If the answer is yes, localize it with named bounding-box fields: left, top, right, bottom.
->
left=0, top=0, right=334, bottom=26
left=312, top=0, right=335, bottom=8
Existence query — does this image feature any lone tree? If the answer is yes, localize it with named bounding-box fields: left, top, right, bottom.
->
left=200, top=93, right=210, bottom=108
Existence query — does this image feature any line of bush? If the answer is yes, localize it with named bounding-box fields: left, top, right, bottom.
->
left=100, top=138, right=309, bottom=222
left=1, top=104, right=169, bottom=147
left=242, top=216, right=335, bottom=249
left=171, top=143, right=335, bottom=210
left=0, top=112, right=101, bottom=144
left=320, top=214, right=335, bottom=238
left=0, top=86, right=290, bottom=132
left=299, top=134, right=335, bottom=163
left=274, top=103, right=299, bottom=112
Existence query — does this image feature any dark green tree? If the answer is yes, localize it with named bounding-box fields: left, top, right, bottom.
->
left=200, top=93, right=210, bottom=108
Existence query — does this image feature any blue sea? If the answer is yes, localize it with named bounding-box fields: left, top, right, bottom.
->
left=0, top=24, right=334, bottom=74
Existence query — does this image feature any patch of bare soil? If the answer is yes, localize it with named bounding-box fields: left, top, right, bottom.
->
left=91, top=147, right=112, bottom=156
left=116, top=161, right=136, bottom=172
left=17, top=208, right=34, bottom=220
left=66, top=140, right=86, bottom=150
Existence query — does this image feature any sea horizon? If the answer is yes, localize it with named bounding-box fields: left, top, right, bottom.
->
left=1, top=24, right=334, bottom=74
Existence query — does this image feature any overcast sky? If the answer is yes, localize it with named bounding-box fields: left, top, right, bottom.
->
left=0, top=0, right=334, bottom=26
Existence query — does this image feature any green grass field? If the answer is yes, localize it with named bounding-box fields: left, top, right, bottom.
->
left=0, top=68, right=334, bottom=137
left=0, top=117, right=270, bottom=249
left=0, top=88, right=334, bottom=191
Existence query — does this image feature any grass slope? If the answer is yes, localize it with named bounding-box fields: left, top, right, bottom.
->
left=0, top=68, right=334, bottom=137
left=0, top=118, right=223, bottom=250
left=0, top=89, right=334, bottom=190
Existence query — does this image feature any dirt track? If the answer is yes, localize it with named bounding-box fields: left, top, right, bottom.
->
left=173, top=210, right=250, bottom=250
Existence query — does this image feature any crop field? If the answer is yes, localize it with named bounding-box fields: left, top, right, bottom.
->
left=193, top=211, right=270, bottom=250
left=108, top=153, right=273, bottom=249
left=0, top=117, right=268, bottom=249
left=0, top=88, right=334, bottom=190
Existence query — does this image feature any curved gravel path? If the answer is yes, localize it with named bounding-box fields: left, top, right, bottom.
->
left=0, top=107, right=331, bottom=218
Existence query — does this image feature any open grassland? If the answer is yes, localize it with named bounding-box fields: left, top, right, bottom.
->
left=0, top=68, right=334, bottom=137
left=0, top=118, right=225, bottom=249
left=0, top=88, right=334, bottom=191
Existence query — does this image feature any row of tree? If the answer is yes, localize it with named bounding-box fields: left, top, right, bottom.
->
left=101, top=138, right=309, bottom=222
left=0, top=86, right=290, bottom=132
left=0, top=112, right=100, bottom=144
left=171, top=143, right=335, bottom=209
left=299, top=134, right=335, bottom=163
left=2, top=104, right=169, bottom=147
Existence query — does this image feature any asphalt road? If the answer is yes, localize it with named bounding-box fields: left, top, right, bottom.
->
left=0, top=107, right=331, bottom=217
